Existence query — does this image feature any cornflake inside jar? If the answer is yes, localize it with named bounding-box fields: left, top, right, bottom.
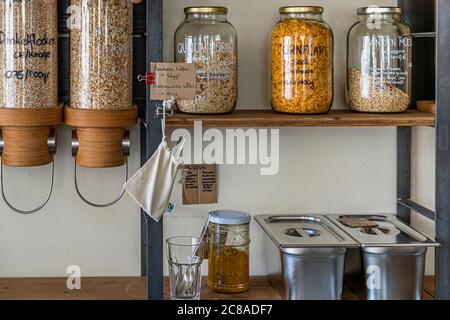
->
left=70, top=0, right=132, bottom=110
left=271, top=16, right=333, bottom=114
left=348, top=69, right=410, bottom=113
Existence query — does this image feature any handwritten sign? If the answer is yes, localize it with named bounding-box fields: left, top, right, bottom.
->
left=150, top=63, right=196, bottom=100
left=182, top=164, right=217, bottom=205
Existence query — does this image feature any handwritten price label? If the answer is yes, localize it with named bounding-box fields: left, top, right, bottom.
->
left=150, top=63, right=196, bottom=101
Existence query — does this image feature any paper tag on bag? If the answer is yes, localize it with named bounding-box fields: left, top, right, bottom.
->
left=150, top=63, right=196, bottom=101
left=182, top=164, right=218, bottom=205
left=166, top=202, right=176, bottom=216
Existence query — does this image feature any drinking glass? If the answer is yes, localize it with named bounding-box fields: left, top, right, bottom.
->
left=166, top=236, right=204, bottom=300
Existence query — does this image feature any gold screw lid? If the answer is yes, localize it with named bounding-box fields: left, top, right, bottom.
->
left=279, top=6, right=324, bottom=14
left=184, top=6, right=228, bottom=14
left=357, top=7, right=402, bottom=15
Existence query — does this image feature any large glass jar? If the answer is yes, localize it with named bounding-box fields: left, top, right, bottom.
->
left=208, top=210, right=251, bottom=294
left=174, top=7, right=237, bottom=114
left=70, top=0, right=133, bottom=110
left=347, top=7, right=412, bottom=113
left=0, top=0, right=58, bottom=109
left=271, top=6, right=333, bottom=114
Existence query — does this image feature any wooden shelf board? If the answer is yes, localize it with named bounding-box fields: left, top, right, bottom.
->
left=166, top=109, right=435, bottom=128
left=0, top=276, right=435, bottom=300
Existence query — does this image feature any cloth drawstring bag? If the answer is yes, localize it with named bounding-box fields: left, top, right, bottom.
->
left=124, top=98, right=185, bottom=221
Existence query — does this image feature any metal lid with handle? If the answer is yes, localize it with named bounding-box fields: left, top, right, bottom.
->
left=255, top=214, right=359, bottom=252
left=326, top=214, right=439, bottom=248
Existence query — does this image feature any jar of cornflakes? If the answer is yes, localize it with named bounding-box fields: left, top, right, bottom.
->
left=271, top=6, right=333, bottom=114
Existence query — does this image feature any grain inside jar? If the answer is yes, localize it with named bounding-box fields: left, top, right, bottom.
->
left=346, top=7, right=412, bottom=113
left=70, top=0, right=133, bottom=110
left=0, top=0, right=58, bottom=109
left=348, top=69, right=410, bottom=113
left=271, top=6, right=333, bottom=114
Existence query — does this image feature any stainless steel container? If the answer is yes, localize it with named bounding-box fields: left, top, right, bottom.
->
left=326, top=214, right=439, bottom=300
left=255, top=215, right=358, bottom=300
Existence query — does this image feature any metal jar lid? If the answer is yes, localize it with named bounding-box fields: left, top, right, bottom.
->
left=209, top=210, right=251, bottom=225
left=184, top=6, right=228, bottom=14
left=357, top=7, right=402, bottom=15
left=279, top=6, right=323, bottom=14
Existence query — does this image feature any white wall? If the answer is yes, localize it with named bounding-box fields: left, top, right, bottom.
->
left=0, top=127, right=142, bottom=277
left=0, top=0, right=436, bottom=278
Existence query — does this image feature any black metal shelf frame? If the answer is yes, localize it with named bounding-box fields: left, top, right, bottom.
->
left=142, top=0, right=449, bottom=300
left=58, top=0, right=450, bottom=300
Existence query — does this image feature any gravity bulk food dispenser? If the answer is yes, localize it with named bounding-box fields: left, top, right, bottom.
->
left=65, top=0, right=137, bottom=207
left=0, top=0, right=61, bottom=214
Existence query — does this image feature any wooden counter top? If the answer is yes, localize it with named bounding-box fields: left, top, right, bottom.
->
left=0, top=276, right=435, bottom=300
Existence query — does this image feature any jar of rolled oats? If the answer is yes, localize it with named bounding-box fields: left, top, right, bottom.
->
left=70, top=0, right=133, bottom=110
left=347, top=7, right=412, bottom=113
left=175, top=7, right=237, bottom=114
left=271, top=6, right=333, bottom=114
left=0, top=0, right=58, bottom=109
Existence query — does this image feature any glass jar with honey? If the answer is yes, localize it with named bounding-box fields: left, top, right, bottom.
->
left=207, top=210, right=251, bottom=293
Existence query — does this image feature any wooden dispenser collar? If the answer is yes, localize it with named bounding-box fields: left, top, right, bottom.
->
left=0, top=106, right=63, bottom=167
left=65, top=107, right=138, bottom=168
left=75, top=128, right=127, bottom=168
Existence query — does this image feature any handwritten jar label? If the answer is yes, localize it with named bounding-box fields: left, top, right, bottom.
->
left=150, top=62, right=196, bottom=101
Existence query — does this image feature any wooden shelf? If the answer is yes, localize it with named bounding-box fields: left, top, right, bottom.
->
left=0, top=276, right=435, bottom=300
left=166, top=109, right=435, bottom=128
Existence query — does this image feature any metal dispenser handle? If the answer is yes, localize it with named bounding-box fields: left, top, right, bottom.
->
left=0, top=129, right=56, bottom=215
left=71, top=130, right=130, bottom=208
